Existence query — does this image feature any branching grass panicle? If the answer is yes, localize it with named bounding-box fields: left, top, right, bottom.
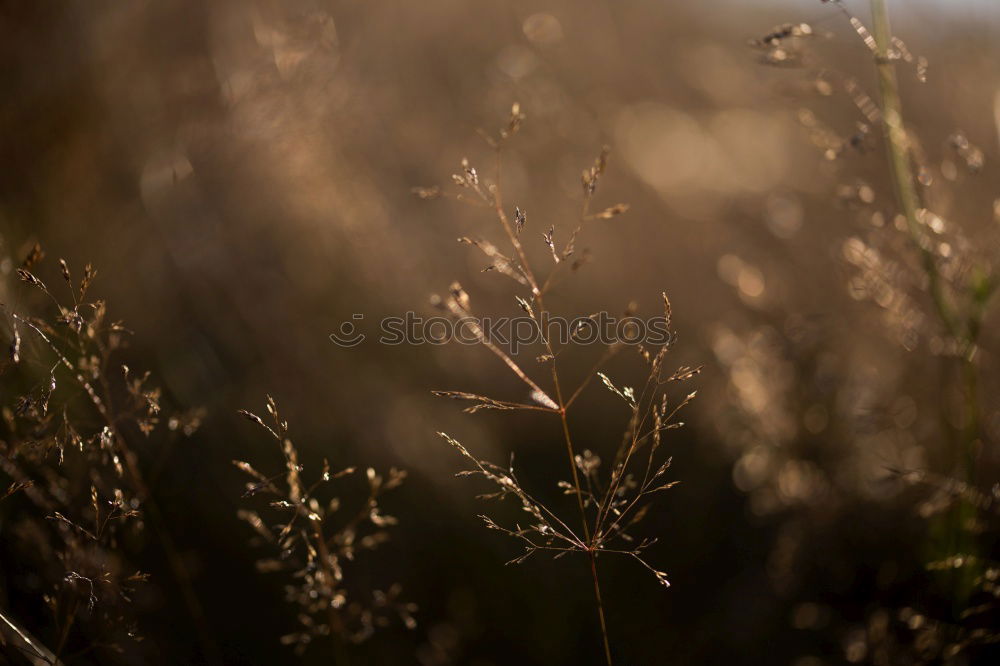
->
left=418, top=105, right=700, bottom=665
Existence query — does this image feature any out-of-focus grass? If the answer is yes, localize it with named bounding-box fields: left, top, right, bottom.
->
left=0, top=0, right=999, bottom=663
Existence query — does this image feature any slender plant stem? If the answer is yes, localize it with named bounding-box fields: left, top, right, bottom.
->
left=549, top=327, right=610, bottom=664
left=489, top=147, right=592, bottom=539
left=589, top=552, right=613, bottom=666
left=0, top=609, right=60, bottom=666
left=53, top=598, right=78, bottom=662
left=962, top=356, right=980, bottom=481
left=558, top=408, right=592, bottom=542
left=491, top=146, right=611, bottom=664
left=869, top=0, right=988, bottom=612
left=869, top=0, right=958, bottom=340
left=869, top=0, right=982, bottom=480
left=556, top=378, right=610, bottom=665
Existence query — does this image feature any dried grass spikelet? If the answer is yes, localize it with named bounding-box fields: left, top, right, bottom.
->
left=235, top=396, right=415, bottom=653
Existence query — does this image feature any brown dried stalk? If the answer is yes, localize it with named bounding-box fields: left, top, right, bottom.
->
left=420, top=105, right=699, bottom=665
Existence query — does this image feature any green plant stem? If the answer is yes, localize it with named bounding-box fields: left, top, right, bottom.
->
left=961, top=352, right=980, bottom=482
left=869, top=0, right=980, bottom=479
left=870, top=0, right=956, bottom=339
left=870, top=0, right=986, bottom=612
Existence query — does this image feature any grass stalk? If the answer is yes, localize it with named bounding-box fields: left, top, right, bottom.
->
left=869, top=0, right=955, bottom=335
left=492, top=149, right=611, bottom=663
left=590, top=552, right=613, bottom=666
left=433, top=111, right=690, bottom=664
left=869, top=0, right=980, bottom=478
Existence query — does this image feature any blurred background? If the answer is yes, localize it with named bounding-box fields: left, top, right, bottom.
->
left=1, top=0, right=1000, bottom=663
